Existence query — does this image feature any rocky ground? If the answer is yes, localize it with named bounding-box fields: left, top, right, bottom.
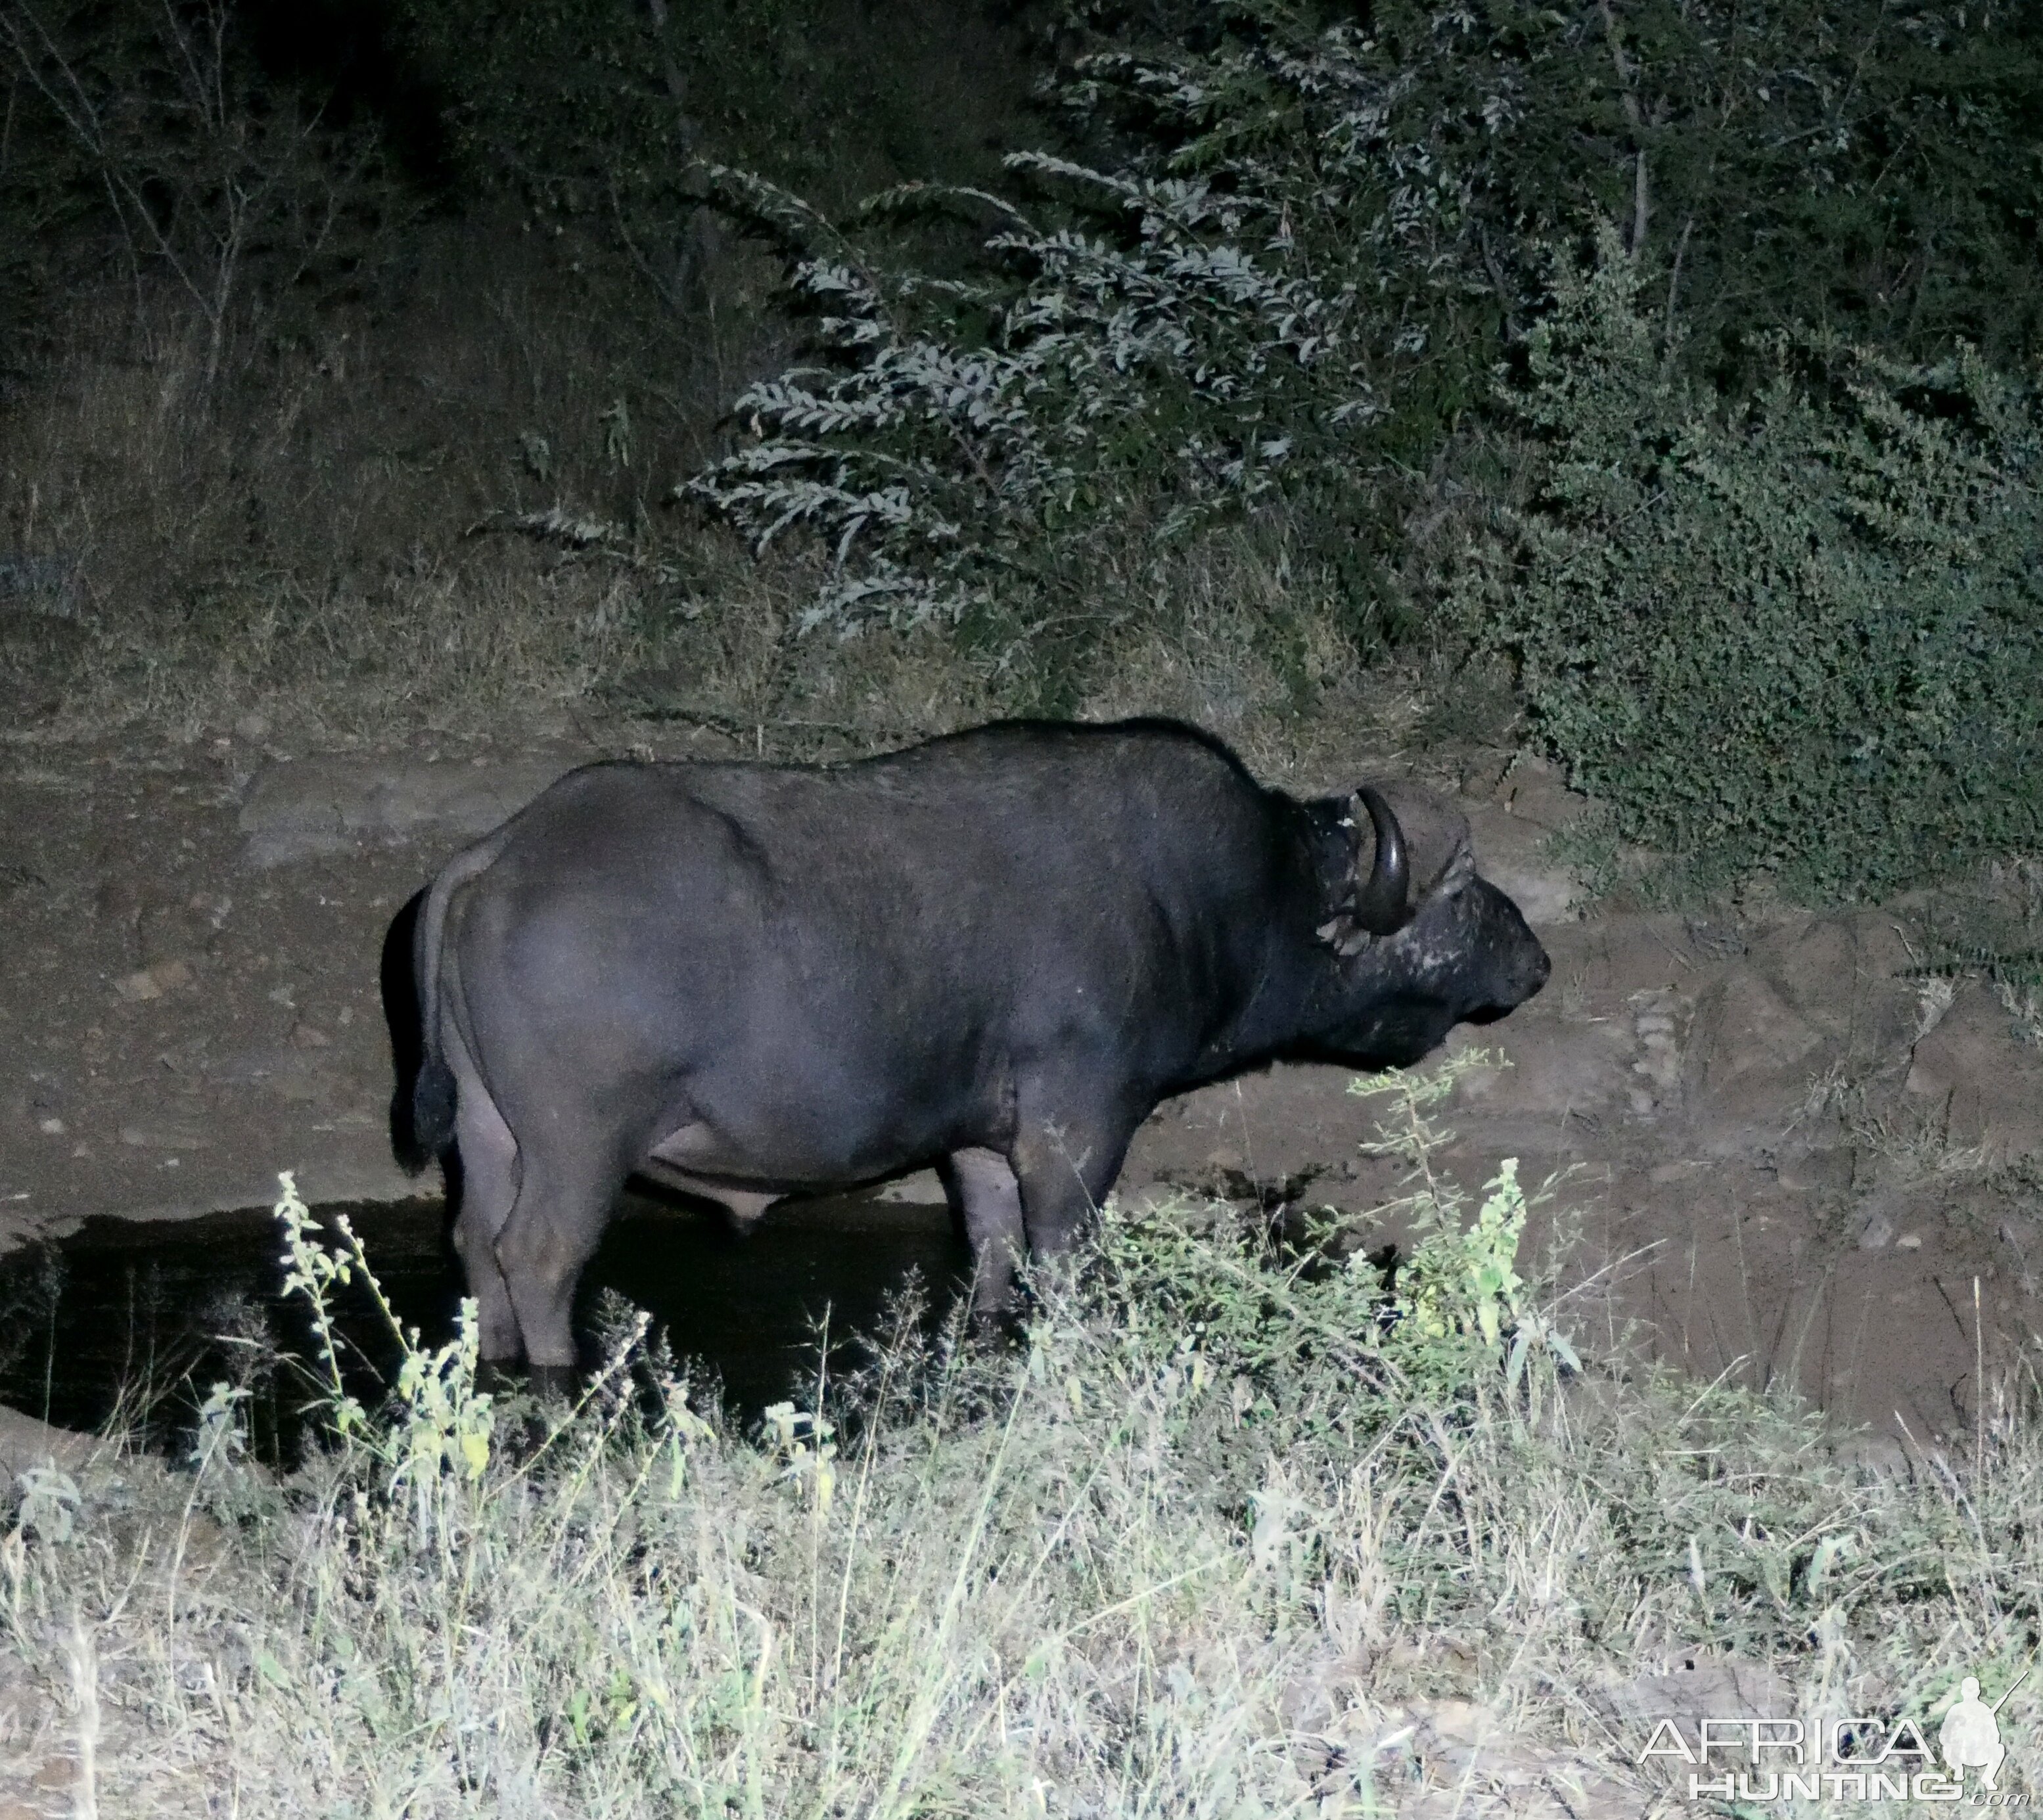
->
left=3, top=719, right=2042, bottom=1454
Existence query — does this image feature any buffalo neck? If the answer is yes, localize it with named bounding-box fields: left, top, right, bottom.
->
left=1180, top=794, right=1362, bottom=1080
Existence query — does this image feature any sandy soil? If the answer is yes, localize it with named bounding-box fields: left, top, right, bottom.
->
left=5, top=719, right=2042, bottom=1446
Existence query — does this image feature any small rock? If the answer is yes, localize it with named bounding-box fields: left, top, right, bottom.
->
left=1626, top=987, right=1686, bottom=1118
left=113, top=956, right=195, bottom=1001
left=37, top=1116, right=64, bottom=1135
left=119, top=1123, right=211, bottom=1150
left=1897, top=1231, right=1922, bottom=1250
left=1774, top=1145, right=1855, bottom=1194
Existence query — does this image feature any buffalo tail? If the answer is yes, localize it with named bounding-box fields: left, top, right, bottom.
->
left=392, top=833, right=507, bottom=1171
left=409, top=1050, right=458, bottom=1164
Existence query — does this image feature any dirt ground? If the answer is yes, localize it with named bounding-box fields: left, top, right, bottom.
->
left=5, top=716, right=2043, bottom=1447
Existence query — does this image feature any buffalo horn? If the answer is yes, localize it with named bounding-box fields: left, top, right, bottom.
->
left=1350, top=786, right=1410, bottom=935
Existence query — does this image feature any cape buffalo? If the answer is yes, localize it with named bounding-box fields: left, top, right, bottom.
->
left=390, top=718, right=1549, bottom=1391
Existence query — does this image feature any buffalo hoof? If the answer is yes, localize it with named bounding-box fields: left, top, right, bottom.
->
left=968, top=1302, right=1029, bottom=1351
left=476, top=1359, right=525, bottom=1398
left=528, top=1363, right=580, bottom=1403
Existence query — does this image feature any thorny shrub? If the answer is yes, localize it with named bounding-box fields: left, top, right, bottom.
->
left=1451, top=233, right=2043, bottom=900
left=678, top=8, right=1529, bottom=667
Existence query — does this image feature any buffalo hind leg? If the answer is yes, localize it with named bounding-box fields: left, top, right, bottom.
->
left=943, top=1146, right=1028, bottom=1319
left=447, top=1033, right=526, bottom=1370
left=492, top=1141, right=631, bottom=1399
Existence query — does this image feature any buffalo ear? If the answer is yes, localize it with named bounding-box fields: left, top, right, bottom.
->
left=1435, top=840, right=1477, bottom=895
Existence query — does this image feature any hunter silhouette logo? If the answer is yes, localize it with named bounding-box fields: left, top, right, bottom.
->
left=1638, top=1660, right=2033, bottom=1802
left=1940, top=1666, right=2028, bottom=1792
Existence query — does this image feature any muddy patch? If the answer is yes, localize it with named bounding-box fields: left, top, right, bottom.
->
left=9, top=733, right=2043, bottom=1452
left=0, top=1187, right=970, bottom=1460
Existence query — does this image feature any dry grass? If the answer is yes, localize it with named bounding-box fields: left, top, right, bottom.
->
left=1074, top=526, right=1424, bottom=790
left=0, top=221, right=783, bottom=745
left=0, top=236, right=1421, bottom=771
left=4, top=1092, right=2040, bottom=1817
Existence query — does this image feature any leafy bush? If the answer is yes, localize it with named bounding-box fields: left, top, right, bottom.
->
left=386, top=0, right=1034, bottom=225
left=682, top=1, right=2043, bottom=687
left=676, top=12, right=1533, bottom=684
left=1300, top=0, right=2043, bottom=373
left=1454, top=235, right=2043, bottom=899
left=1095, top=1050, right=1579, bottom=1433
left=680, top=161, right=1384, bottom=655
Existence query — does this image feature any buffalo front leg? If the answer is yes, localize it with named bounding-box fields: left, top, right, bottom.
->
left=1011, top=1088, right=1139, bottom=1277
left=943, top=1146, right=1027, bottom=1318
